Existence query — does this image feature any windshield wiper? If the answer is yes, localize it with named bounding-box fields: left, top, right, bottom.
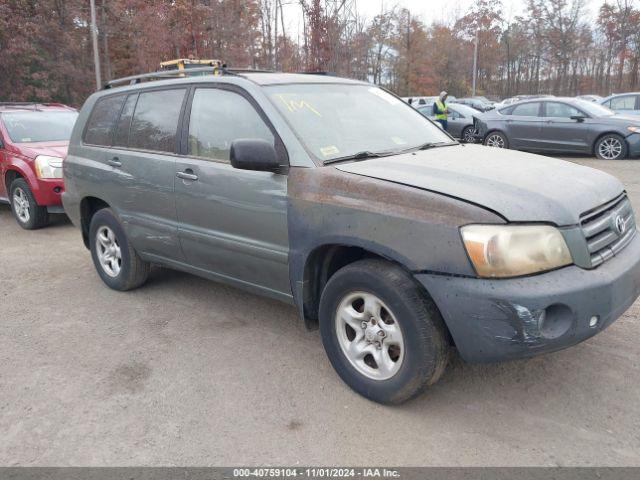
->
left=415, top=141, right=459, bottom=151
left=323, top=151, right=390, bottom=165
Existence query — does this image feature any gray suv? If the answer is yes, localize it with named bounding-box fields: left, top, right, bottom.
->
left=63, top=71, right=640, bottom=404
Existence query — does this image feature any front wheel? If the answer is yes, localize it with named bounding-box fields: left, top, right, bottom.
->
left=595, top=134, right=628, bottom=160
left=89, top=208, right=149, bottom=291
left=319, top=259, right=450, bottom=405
left=484, top=131, right=509, bottom=149
left=10, top=178, right=49, bottom=230
left=461, top=125, right=478, bottom=143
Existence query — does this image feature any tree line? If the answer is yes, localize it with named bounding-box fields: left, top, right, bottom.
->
left=1, top=0, right=639, bottom=106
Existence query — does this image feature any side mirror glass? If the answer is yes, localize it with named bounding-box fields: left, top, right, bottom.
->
left=570, top=115, right=586, bottom=122
left=230, top=139, right=281, bottom=173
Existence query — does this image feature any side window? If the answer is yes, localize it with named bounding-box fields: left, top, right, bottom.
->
left=511, top=102, right=541, bottom=117
left=129, top=89, right=186, bottom=153
left=113, top=94, right=138, bottom=147
left=610, top=96, right=636, bottom=110
left=83, top=95, right=126, bottom=146
left=545, top=102, right=582, bottom=118
left=187, top=88, right=275, bottom=162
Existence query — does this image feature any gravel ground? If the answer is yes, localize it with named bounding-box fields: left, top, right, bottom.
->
left=0, top=157, right=639, bottom=467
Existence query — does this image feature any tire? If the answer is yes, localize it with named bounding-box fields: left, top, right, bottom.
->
left=461, top=125, right=477, bottom=143
left=319, top=259, right=450, bottom=405
left=484, top=131, right=509, bottom=149
left=9, top=178, right=49, bottom=230
left=89, top=208, right=149, bottom=291
left=595, top=134, right=628, bottom=160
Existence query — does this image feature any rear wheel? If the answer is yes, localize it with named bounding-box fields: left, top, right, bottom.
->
left=484, top=131, right=509, bottom=149
left=595, top=134, right=628, bottom=160
left=9, top=178, right=49, bottom=230
left=89, top=208, right=149, bottom=291
left=319, top=259, right=450, bottom=405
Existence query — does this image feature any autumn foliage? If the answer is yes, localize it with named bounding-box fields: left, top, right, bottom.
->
left=1, top=0, right=640, bottom=106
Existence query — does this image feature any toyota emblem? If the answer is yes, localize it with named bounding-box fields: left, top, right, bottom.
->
left=615, top=215, right=627, bottom=235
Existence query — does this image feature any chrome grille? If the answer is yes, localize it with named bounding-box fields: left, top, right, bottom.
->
left=581, top=193, right=636, bottom=267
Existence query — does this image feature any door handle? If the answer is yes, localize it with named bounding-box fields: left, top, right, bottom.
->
left=107, top=157, right=122, bottom=167
left=176, top=170, right=198, bottom=181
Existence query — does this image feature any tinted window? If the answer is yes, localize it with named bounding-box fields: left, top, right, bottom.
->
left=129, top=89, right=186, bottom=153
left=113, top=94, right=138, bottom=147
left=610, top=95, right=637, bottom=110
left=545, top=102, right=583, bottom=118
left=188, top=88, right=275, bottom=162
left=84, top=95, right=126, bottom=146
left=511, top=102, right=541, bottom=116
left=3, top=111, right=78, bottom=143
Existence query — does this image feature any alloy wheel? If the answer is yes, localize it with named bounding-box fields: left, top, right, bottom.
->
left=486, top=134, right=505, bottom=148
left=598, top=137, right=623, bottom=160
left=335, top=291, right=405, bottom=381
left=463, top=127, right=478, bottom=143
left=96, top=226, right=122, bottom=277
left=12, top=187, right=30, bottom=223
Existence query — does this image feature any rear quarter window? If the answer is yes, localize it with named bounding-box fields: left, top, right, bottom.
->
left=83, top=95, right=126, bottom=146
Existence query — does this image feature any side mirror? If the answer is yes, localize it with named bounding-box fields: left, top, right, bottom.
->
left=570, top=115, right=586, bottom=122
left=230, top=139, right=281, bottom=173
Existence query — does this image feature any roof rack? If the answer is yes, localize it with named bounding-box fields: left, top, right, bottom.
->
left=104, top=67, right=276, bottom=90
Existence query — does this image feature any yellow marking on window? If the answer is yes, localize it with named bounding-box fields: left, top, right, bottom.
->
left=275, top=94, right=322, bottom=117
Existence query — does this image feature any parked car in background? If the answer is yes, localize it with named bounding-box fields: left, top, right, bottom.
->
left=63, top=71, right=640, bottom=404
left=601, top=93, right=640, bottom=116
left=477, top=97, right=640, bottom=160
left=0, top=103, right=77, bottom=229
left=578, top=94, right=603, bottom=103
left=417, top=102, right=479, bottom=142
left=455, top=97, right=494, bottom=112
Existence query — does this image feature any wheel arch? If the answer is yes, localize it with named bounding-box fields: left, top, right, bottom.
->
left=80, top=196, right=110, bottom=249
left=592, top=131, right=629, bottom=156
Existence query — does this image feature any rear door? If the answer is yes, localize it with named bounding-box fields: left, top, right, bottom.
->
left=446, top=105, right=466, bottom=138
left=174, top=86, right=291, bottom=299
left=0, top=121, right=7, bottom=201
left=86, top=88, right=188, bottom=261
left=503, top=102, right=543, bottom=149
left=537, top=101, right=591, bottom=153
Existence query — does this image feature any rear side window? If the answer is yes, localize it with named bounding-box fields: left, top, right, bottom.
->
left=187, top=88, right=274, bottom=162
left=511, top=102, right=541, bottom=116
left=610, top=95, right=636, bottom=110
left=84, top=95, right=126, bottom=146
left=129, top=89, right=186, bottom=153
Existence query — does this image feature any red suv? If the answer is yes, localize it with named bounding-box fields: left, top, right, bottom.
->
left=0, top=103, right=78, bottom=229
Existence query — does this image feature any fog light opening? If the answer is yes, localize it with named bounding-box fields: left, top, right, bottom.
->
left=589, top=315, right=600, bottom=328
left=53, top=187, right=62, bottom=193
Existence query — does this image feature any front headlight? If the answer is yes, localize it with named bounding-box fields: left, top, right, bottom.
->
left=35, top=155, right=63, bottom=179
left=461, top=224, right=573, bottom=278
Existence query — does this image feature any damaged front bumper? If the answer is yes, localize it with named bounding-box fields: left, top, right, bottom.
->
left=416, top=233, right=640, bottom=363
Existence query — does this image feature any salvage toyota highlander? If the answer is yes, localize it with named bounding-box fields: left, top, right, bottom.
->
left=62, top=70, right=640, bottom=404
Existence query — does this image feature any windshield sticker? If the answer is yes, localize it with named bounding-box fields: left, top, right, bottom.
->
left=391, top=136, right=408, bottom=145
left=275, top=94, right=322, bottom=117
left=368, top=87, right=401, bottom=105
left=320, top=145, right=340, bottom=157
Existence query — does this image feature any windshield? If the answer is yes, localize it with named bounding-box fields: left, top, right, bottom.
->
left=449, top=103, right=480, bottom=117
left=266, top=84, right=452, bottom=162
left=2, top=111, right=78, bottom=143
left=575, top=100, right=615, bottom=117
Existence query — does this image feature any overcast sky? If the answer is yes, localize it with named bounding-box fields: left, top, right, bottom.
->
left=281, top=0, right=606, bottom=38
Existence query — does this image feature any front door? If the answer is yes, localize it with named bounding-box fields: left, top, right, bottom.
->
left=538, top=101, right=591, bottom=153
left=174, top=86, right=291, bottom=299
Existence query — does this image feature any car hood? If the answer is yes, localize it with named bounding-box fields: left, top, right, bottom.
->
left=14, top=141, right=69, bottom=159
left=334, top=144, right=624, bottom=225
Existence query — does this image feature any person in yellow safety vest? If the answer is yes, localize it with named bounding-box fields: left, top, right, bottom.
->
left=432, top=91, right=449, bottom=131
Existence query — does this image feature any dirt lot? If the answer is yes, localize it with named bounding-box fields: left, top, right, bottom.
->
left=1, top=157, right=639, bottom=467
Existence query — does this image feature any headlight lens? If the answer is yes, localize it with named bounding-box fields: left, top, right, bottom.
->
left=627, top=126, right=640, bottom=133
left=461, top=224, right=573, bottom=278
left=35, top=155, right=63, bottom=179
